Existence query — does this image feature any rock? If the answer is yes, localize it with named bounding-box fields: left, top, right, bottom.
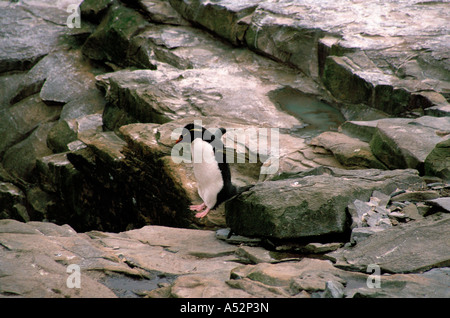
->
left=47, top=114, right=104, bottom=153
left=0, top=72, right=25, bottom=108
left=235, top=245, right=278, bottom=264
left=426, top=197, right=450, bottom=213
left=0, top=219, right=125, bottom=298
left=96, top=65, right=301, bottom=129
left=329, top=213, right=450, bottom=274
left=59, top=89, right=106, bottom=121
left=80, top=0, right=114, bottom=22
left=322, top=55, right=373, bottom=105
left=391, top=190, right=440, bottom=202
left=344, top=267, right=450, bottom=298
left=0, top=3, right=65, bottom=73
left=82, top=3, right=150, bottom=66
left=347, top=199, right=373, bottom=229
left=0, top=94, right=61, bottom=156
left=135, top=0, right=190, bottom=25
left=226, top=167, right=424, bottom=239
left=0, top=183, right=27, bottom=221
left=229, top=258, right=345, bottom=297
left=424, top=139, right=450, bottom=182
left=371, top=190, right=391, bottom=208
left=216, top=228, right=261, bottom=246
left=169, top=275, right=252, bottom=298
left=310, top=131, right=387, bottom=169
left=298, top=242, right=343, bottom=254
left=169, top=0, right=260, bottom=46
left=323, top=280, right=345, bottom=298
left=128, top=23, right=234, bottom=69
left=370, top=116, right=450, bottom=173
left=350, top=227, right=386, bottom=245
left=1, top=218, right=449, bottom=298
left=339, top=118, right=410, bottom=143
left=2, top=122, right=56, bottom=181
left=10, top=50, right=95, bottom=105
left=402, top=203, right=423, bottom=221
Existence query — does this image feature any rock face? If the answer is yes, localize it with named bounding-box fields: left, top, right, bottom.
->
left=1, top=0, right=450, bottom=298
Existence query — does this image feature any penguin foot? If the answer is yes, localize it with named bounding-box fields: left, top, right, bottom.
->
left=190, top=203, right=206, bottom=211
left=195, top=208, right=210, bottom=218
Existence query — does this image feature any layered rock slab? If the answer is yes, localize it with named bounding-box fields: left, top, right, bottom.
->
left=96, top=65, right=301, bottom=129
left=226, top=167, right=424, bottom=239
left=329, top=213, right=450, bottom=274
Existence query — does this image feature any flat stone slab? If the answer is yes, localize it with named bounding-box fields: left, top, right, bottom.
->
left=329, top=213, right=450, bottom=274
left=226, top=167, right=424, bottom=239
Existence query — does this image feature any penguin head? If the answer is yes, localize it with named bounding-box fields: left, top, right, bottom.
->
left=175, top=123, right=226, bottom=144
left=175, top=123, right=204, bottom=144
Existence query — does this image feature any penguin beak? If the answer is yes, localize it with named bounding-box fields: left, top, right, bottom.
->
left=175, top=136, right=183, bottom=144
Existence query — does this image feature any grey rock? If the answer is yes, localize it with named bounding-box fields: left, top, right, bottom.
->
left=137, top=0, right=190, bottom=25
left=348, top=199, right=372, bottom=229
left=82, top=3, right=150, bottom=66
left=0, top=182, right=27, bottom=221
left=2, top=122, right=56, bottom=181
left=371, top=190, right=391, bottom=208
left=402, top=203, right=423, bottom=221
left=424, top=138, right=450, bottom=182
left=0, top=4, right=64, bottom=73
left=310, top=131, right=387, bottom=169
left=216, top=228, right=261, bottom=246
left=323, top=280, right=345, bottom=298
left=426, top=197, right=450, bottom=213
left=80, top=0, right=114, bottom=22
left=391, top=190, right=440, bottom=202
left=170, top=0, right=260, bottom=46
left=329, top=213, right=450, bottom=274
left=0, top=94, right=61, bottom=156
left=370, top=116, right=450, bottom=173
left=226, top=167, right=424, bottom=239
left=96, top=65, right=301, bottom=129
left=350, top=227, right=386, bottom=245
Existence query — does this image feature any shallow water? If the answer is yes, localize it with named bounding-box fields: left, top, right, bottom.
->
left=271, top=87, right=345, bottom=139
left=101, top=272, right=176, bottom=298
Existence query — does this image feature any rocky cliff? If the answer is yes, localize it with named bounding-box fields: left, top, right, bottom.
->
left=0, top=0, right=449, bottom=298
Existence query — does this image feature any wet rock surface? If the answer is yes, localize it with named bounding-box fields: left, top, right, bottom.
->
left=0, top=0, right=449, bottom=298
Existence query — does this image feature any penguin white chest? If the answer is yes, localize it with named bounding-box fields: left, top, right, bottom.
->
left=191, top=139, right=223, bottom=208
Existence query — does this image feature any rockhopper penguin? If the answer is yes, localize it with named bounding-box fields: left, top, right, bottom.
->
left=175, top=123, right=237, bottom=218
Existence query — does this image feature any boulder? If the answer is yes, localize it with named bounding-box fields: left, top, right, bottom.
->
left=2, top=122, right=56, bottom=181
left=424, top=138, right=450, bottom=182
left=47, top=114, right=103, bottom=153
left=329, top=213, right=450, bottom=274
left=226, top=167, right=424, bottom=239
left=0, top=4, right=64, bottom=73
left=0, top=94, right=60, bottom=156
left=370, top=116, right=450, bottom=172
left=10, top=50, right=96, bottom=105
left=311, top=131, right=387, bottom=169
left=82, top=3, right=150, bottom=67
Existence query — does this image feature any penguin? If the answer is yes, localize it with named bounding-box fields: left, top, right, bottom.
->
left=175, top=123, right=237, bottom=218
